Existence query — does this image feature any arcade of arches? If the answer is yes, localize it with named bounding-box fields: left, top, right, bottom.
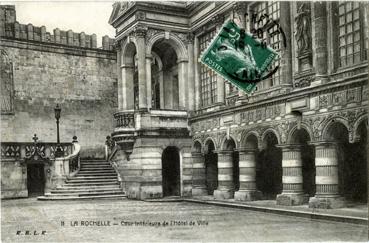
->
left=191, top=120, right=367, bottom=208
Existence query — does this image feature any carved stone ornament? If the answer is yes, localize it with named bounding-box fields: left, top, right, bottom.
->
left=134, top=25, right=147, bottom=38
left=295, top=3, right=311, bottom=54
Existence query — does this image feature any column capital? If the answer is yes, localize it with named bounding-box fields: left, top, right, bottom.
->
left=237, top=147, right=257, bottom=153
left=215, top=150, right=233, bottom=155
left=191, top=151, right=203, bottom=157
left=134, top=24, right=148, bottom=38
left=308, top=141, right=338, bottom=148
left=275, top=144, right=302, bottom=151
left=121, top=64, right=135, bottom=69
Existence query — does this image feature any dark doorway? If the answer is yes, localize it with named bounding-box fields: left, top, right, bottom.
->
left=205, top=141, right=218, bottom=195
left=162, top=147, right=180, bottom=197
left=233, top=151, right=240, bottom=191
left=27, top=164, right=45, bottom=197
left=341, top=122, right=367, bottom=203
left=292, top=128, right=316, bottom=197
left=256, top=132, right=282, bottom=199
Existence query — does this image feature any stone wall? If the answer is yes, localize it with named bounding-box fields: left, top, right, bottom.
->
left=0, top=5, right=118, bottom=158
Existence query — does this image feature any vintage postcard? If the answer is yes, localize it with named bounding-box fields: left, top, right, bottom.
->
left=1, top=1, right=368, bottom=242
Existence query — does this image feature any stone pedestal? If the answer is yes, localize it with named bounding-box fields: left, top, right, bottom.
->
left=234, top=149, right=261, bottom=201
left=191, top=152, right=207, bottom=196
left=214, top=150, right=234, bottom=199
left=276, top=145, right=306, bottom=206
left=308, top=142, right=345, bottom=209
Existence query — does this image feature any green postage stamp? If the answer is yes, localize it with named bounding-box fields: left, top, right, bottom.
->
left=200, top=20, right=279, bottom=93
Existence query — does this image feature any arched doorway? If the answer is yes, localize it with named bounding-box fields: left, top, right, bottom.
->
left=257, top=131, right=282, bottom=199
left=162, top=146, right=180, bottom=197
left=326, top=120, right=368, bottom=203
left=151, top=40, right=179, bottom=110
left=325, top=121, right=367, bottom=203
left=204, top=140, right=217, bottom=195
left=290, top=128, right=316, bottom=197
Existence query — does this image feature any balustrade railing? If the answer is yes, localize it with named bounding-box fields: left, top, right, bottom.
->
left=63, top=136, right=81, bottom=176
left=114, top=111, right=135, bottom=128
left=1, top=142, right=72, bottom=159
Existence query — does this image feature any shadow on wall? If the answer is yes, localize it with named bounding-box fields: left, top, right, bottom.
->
left=80, top=146, right=105, bottom=159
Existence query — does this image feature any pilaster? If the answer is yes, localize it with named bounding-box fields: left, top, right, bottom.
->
left=135, top=25, right=148, bottom=111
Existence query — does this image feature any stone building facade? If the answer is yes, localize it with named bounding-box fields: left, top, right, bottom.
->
left=0, top=5, right=117, bottom=198
left=109, top=1, right=368, bottom=208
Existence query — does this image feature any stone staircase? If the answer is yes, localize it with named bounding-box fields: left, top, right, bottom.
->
left=38, top=159, right=126, bottom=200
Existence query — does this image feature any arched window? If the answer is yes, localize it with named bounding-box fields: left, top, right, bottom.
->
left=1, top=50, right=14, bottom=113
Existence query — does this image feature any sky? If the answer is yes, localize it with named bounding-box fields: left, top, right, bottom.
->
left=2, top=1, right=117, bottom=47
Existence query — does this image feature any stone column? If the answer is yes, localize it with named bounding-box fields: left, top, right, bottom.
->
left=193, top=36, right=201, bottom=110
left=213, top=15, right=225, bottom=105
left=178, top=59, right=188, bottom=110
left=135, top=26, right=148, bottom=111
left=191, top=152, right=207, bottom=196
left=308, top=142, right=345, bottom=208
left=146, top=55, right=152, bottom=110
left=214, top=150, right=234, bottom=199
left=121, top=64, right=135, bottom=110
left=187, top=34, right=195, bottom=111
left=234, top=149, right=261, bottom=201
left=279, top=2, right=293, bottom=87
left=312, top=2, right=328, bottom=83
left=276, top=145, right=306, bottom=206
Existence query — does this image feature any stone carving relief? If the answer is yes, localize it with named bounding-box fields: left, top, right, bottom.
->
left=295, top=3, right=311, bottom=54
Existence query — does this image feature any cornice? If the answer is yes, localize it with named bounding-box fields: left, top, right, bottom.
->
left=190, top=77, right=368, bottom=123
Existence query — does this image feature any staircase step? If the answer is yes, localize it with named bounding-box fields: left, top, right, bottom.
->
left=70, top=176, right=117, bottom=180
left=79, top=168, right=115, bottom=172
left=46, top=190, right=124, bottom=197
left=59, top=185, right=121, bottom=190
left=38, top=194, right=126, bottom=201
left=77, top=173, right=116, bottom=176
left=64, top=181, right=119, bottom=186
left=51, top=188, right=122, bottom=193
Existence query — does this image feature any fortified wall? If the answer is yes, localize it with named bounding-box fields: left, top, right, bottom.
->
left=0, top=5, right=118, bottom=158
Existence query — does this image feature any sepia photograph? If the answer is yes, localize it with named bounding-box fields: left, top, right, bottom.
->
left=1, top=1, right=368, bottom=242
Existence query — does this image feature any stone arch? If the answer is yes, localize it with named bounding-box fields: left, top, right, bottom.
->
left=261, top=128, right=281, bottom=149
left=204, top=137, right=217, bottom=153
left=192, top=140, right=203, bottom=153
left=121, top=38, right=138, bottom=65
left=240, top=130, right=260, bottom=149
left=322, top=117, right=350, bottom=142
left=151, top=51, right=163, bottom=71
left=146, top=32, right=188, bottom=60
left=287, top=123, right=313, bottom=144
left=352, top=114, right=368, bottom=142
left=220, top=135, right=238, bottom=151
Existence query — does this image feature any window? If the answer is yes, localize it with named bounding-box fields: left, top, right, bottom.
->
left=199, top=29, right=217, bottom=107
left=251, top=2, right=281, bottom=89
left=338, top=2, right=367, bottom=67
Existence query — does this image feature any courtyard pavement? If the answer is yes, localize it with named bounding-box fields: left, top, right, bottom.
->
left=1, top=197, right=368, bottom=242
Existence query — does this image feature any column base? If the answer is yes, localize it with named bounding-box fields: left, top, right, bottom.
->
left=214, top=189, right=234, bottom=200
left=308, top=196, right=346, bottom=209
left=234, top=190, right=262, bottom=201
left=276, top=193, right=308, bottom=206
left=192, top=187, right=208, bottom=196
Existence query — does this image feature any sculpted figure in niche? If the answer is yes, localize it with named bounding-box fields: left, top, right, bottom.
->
left=295, top=3, right=311, bottom=54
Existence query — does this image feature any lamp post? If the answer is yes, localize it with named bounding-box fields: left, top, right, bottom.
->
left=54, top=104, right=63, bottom=158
